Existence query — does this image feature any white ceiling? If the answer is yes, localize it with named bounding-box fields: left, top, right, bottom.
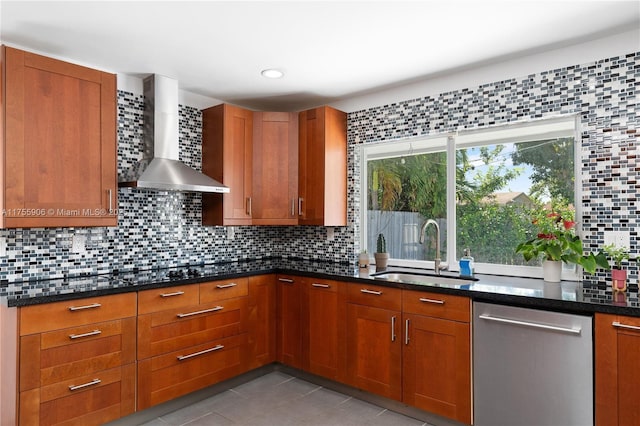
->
left=1, top=1, right=639, bottom=111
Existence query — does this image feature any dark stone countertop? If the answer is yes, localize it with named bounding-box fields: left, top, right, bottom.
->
left=1, top=257, right=638, bottom=317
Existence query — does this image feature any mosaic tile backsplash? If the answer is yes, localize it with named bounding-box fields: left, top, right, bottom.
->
left=0, top=50, right=638, bottom=285
left=0, top=92, right=353, bottom=283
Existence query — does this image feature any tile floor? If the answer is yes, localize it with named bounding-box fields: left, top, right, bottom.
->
left=140, top=371, right=434, bottom=426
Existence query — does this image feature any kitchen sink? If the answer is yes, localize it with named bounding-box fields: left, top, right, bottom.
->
left=371, top=270, right=478, bottom=286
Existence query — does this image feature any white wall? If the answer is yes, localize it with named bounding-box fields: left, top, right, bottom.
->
left=116, top=73, right=224, bottom=110
left=330, top=28, right=640, bottom=113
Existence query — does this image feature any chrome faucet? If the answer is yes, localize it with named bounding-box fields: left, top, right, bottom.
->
left=419, top=219, right=447, bottom=275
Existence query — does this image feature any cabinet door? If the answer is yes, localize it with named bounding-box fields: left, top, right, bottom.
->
left=3, top=46, right=117, bottom=228
left=248, top=275, right=276, bottom=369
left=403, top=314, right=471, bottom=424
left=303, top=279, right=347, bottom=382
left=276, top=275, right=302, bottom=368
left=252, top=112, right=298, bottom=225
left=346, top=303, right=402, bottom=400
left=202, top=104, right=253, bottom=225
left=595, top=313, right=640, bottom=426
left=298, top=106, right=346, bottom=226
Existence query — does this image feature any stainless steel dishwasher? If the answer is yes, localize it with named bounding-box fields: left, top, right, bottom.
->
left=473, top=302, right=593, bottom=426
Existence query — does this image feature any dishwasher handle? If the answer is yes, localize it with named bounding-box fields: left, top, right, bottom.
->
left=479, top=314, right=582, bottom=335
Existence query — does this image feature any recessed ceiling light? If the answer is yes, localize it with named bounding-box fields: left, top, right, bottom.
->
left=261, top=69, right=284, bottom=79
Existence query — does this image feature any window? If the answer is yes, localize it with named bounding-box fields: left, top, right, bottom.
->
left=361, top=116, right=579, bottom=279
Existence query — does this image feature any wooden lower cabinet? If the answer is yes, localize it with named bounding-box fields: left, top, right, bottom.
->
left=18, top=293, right=137, bottom=425
left=276, top=274, right=303, bottom=368
left=302, top=278, right=347, bottom=382
left=346, top=284, right=471, bottom=424
left=402, top=290, right=471, bottom=424
left=346, top=302, right=403, bottom=400
left=346, top=283, right=403, bottom=400
left=595, top=313, right=640, bottom=426
left=136, top=280, right=250, bottom=410
left=403, top=314, right=471, bottom=424
left=248, top=275, right=277, bottom=369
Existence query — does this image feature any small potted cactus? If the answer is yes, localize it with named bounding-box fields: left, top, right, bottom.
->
left=374, top=233, right=389, bottom=270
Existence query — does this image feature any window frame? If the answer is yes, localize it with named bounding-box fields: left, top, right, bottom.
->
left=359, top=115, right=582, bottom=280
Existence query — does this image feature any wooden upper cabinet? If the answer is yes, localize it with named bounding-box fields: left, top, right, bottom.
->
left=595, top=313, right=640, bottom=426
left=252, top=112, right=298, bottom=225
left=202, top=104, right=253, bottom=225
left=1, top=46, right=117, bottom=228
left=298, top=106, right=347, bottom=226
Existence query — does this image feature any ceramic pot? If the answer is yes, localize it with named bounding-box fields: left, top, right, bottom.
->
left=374, top=252, right=389, bottom=270
left=542, top=260, right=562, bottom=282
left=612, top=268, right=627, bottom=292
left=358, top=252, right=370, bottom=269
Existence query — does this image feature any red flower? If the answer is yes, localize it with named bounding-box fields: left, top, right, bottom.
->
left=546, top=213, right=559, bottom=218
left=563, top=220, right=575, bottom=230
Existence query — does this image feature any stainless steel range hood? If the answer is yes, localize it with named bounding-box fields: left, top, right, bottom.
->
left=118, top=75, right=229, bottom=193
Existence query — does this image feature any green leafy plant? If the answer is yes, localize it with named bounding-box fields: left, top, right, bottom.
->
left=515, top=203, right=609, bottom=274
left=603, top=243, right=629, bottom=269
left=376, top=233, right=387, bottom=254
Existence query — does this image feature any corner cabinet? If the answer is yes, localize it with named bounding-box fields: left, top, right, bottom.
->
left=1, top=45, right=118, bottom=228
left=298, top=106, right=347, bottom=226
left=202, top=104, right=253, bottom=226
left=252, top=112, right=299, bottom=225
left=595, top=313, right=640, bottom=425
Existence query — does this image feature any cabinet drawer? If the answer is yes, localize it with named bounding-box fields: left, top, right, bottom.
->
left=20, top=317, right=136, bottom=391
left=19, top=363, right=135, bottom=426
left=138, top=284, right=199, bottom=315
left=137, top=333, right=248, bottom=410
left=138, top=297, right=248, bottom=360
left=347, top=283, right=402, bottom=311
left=20, top=293, right=137, bottom=335
left=200, top=278, right=249, bottom=303
left=402, top=290, right=470, bottom=322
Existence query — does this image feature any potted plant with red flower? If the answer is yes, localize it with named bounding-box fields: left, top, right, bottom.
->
left=603, top=243, right=630, bottom=291
left=516, top=203, right=609, bottom=281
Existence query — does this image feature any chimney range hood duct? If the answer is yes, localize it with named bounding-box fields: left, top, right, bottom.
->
left=118, top=74, right=229, bottom=193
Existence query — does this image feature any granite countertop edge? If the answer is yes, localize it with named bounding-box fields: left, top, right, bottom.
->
left=2, top=259, right=638, bottom=317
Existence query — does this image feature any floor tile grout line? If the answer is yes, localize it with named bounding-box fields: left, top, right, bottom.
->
left=179, top=411, right=215, bottom=426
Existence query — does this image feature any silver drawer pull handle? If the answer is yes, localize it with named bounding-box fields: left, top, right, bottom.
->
left=68, top=303, right=101, bottom=311
left=216, top=283, right=237, bottom=289
left=391, top=316, right=396, bottom=342
left=419, top=297, right=445, bottom=305
left=177, top=344, right=224, bottom=361
left=360, top=289, right=382, bottom=295
left=160, top=291, right=185, bottom=298
left=69, top=378, right=101, bottom=391
left=177, top=306, right=223, bottom=318
left=479, top=314, right=581, bottom=335
left=612, top=321, right=640, bottom=331
left=69, top=330, right=101, bottom=340
left=312, top=283, right=330, bottom=288
left=279, top=278, right=294, bottom=283
left=405, top=319, right=410, bottom=345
